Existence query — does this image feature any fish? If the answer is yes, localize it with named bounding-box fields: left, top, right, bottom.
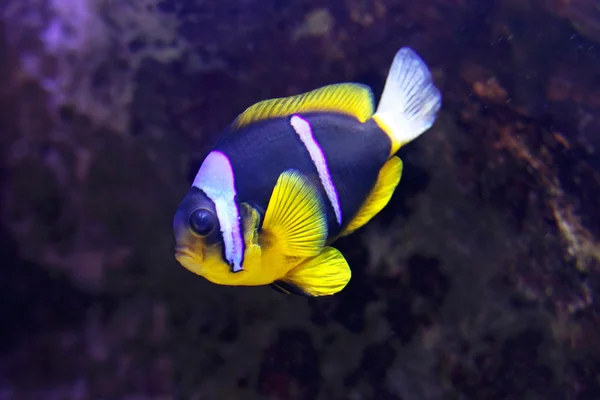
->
left=173, top=47, right=442, bottom=297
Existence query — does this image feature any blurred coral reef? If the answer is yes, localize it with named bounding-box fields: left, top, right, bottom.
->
left=1, top=0, right=599, bottom=399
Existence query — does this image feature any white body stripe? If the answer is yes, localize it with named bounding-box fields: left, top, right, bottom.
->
left=290, top=115, right=342, bottom=225
left=192, top=151, right=244, bottom=272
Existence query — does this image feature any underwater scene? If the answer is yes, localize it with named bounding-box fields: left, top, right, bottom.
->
left=1, top=0, right=600, bottom=399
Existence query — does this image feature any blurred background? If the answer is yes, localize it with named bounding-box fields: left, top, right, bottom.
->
left=1, top=0, right=599, bottom=399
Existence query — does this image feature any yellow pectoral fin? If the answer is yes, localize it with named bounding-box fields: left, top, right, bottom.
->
left=231, top=203, right=263, bottom=284
left=262, top=170, right=327, bottom=257
left=240, top=202, right=261, bottom=245
left=276, top=246, right=351, bottom=297
left=232, top=83, right=375, bottom=129
left=340, top=156, right=403, bottom=237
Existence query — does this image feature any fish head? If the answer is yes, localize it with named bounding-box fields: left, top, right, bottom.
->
left=173, top=187, right=229, bottom=280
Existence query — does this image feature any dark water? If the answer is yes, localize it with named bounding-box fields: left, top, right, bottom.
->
left=1, top=0, right=599, bottom=399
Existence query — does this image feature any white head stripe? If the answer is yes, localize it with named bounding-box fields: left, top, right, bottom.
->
left=192, top=151, right=243, bottom=272
left=290, top=115, right=342, bottom=225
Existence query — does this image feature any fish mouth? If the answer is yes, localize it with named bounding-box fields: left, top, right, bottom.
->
left=174, top=246, right=207, bottom=278
left=175, top=247, right=195, bottom=261
left=174, top=246, right=188, bottom=259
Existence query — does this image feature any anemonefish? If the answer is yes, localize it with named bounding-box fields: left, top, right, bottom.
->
left=173, top=47, right=442, bottom=297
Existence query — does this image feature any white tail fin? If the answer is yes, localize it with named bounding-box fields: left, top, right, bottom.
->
left=374, top=47, right=442, bottom=153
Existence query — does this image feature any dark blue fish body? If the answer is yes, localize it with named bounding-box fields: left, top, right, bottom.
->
left=215, top=113, right=391, bottom=239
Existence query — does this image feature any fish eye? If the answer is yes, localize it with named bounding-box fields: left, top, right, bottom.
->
left=189, top=209, right=217, bottom=236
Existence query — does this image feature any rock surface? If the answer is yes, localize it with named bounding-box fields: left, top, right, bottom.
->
left=1, top=0, right=599, bottom=399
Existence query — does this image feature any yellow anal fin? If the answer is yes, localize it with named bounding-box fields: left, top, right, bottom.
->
left=233, top=83, right=375, bottom=129
left=276, top=246, right=351, bottom=297
left=262, top=170, right=327, bottom=257
left=340, top=156, right=403, bottom=237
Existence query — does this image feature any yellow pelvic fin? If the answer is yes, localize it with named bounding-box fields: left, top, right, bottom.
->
left=233, top=83, right=375, bottom=129
left=276, top=246, right=351, bottom=297
left=262, top=170, right=327, bottom=257
left=340, top=156, right=403, bottom=237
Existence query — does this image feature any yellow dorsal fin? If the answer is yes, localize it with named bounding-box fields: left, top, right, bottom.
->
left=340, top=156, right=403, bottom=237
left=261, top=170, right=327, bottom=257
left=233, top=83, right=375, bottom=129
left=277, top=246, right=351, bottom=296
